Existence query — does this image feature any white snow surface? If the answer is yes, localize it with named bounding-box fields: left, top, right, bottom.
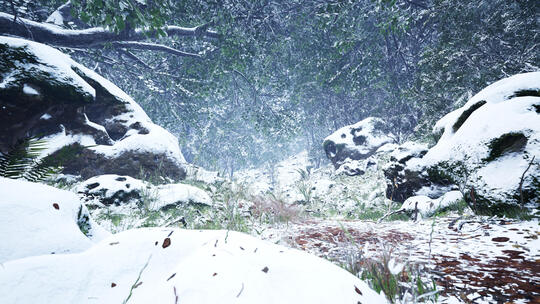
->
left=76, top=175, right=213, bottom=210
left=0, top=178, right=109, bottom=263
left=389, top=141, right=428, bottom=163
left=1, top=36, right=186, bottom=165
left=154, top=183, right=213, bottom=209
left=22, top=83, right=39, bottom=95
left=0, top=228, right=386, bottom=304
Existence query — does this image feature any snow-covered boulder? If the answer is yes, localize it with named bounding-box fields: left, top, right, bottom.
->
left=76, top=174, right=213, bottom=209
left=0, top=228, right=387, bottom=304
left=385, top=72, right=540, bottom=213
left=323, top=117, right=394, bottom=175
left=0, top=36, right=186, bottom=180
left=0, top=177, right=109, bottom=263
left=397, top=191, right=464, bottom=219
left=76, top=174, right=150, bottom=206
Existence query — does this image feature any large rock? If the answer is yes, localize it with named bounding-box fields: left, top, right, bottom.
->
left=385, top=72, right=540, bottom=214
left=0, top=36, right=186, bottom=180
left=323, top=117, right=394, bottom=175
left=76, top=174, right=213, bottom=209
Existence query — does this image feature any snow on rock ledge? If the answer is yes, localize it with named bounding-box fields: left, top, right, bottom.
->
left=0, top=36, right=186, bottom=180
left=0, top=178, right=109, bottom=263
left=385, top=72, right=540, bottom=212
left=323, top=117, right=394, bottom=175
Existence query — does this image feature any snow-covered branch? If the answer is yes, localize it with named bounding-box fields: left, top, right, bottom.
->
left=0, top=12, right=218, bottom=57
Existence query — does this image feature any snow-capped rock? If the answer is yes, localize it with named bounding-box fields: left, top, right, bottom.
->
left=0, top=36, right=186, bottom=180
left=397, top=191, right=464, bottom=219
left=0, top=178, right=109, bottom=263
left=76, top=174, right=150, bottom=206
left=76, top=174, right=212, bottom=209
left=385, top=72, right=540, bottom=213
left=323, top=117, right=394, bottom=175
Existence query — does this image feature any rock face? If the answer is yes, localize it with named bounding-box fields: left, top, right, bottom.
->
left=385, top=72, right=540, bottom=213
left=323, top=117, right=394, bottom=175
left=0, top=36, right=186, bottom=180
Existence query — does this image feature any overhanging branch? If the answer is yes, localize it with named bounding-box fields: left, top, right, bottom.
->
left=0, top=12, right=219, bottom=53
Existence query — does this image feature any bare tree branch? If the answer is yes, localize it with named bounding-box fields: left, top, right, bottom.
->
left=111, top=41, right=201, bottom=58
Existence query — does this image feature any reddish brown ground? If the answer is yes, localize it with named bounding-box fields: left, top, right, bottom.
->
left=285, top=221, right=540, bottom=303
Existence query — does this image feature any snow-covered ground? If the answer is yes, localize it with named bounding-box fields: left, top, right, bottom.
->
left=0, top=178, right=387, bottom=304
left=260, top=216, right=540, bottom=303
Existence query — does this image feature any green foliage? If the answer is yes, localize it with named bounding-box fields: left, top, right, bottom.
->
left=341, top=245, right=439, bottom=303
left=0, top=137, right=61, bottom=182
left=71, top=0, right=173, bottom=35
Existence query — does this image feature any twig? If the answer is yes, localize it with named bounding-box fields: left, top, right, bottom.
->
left=236, top=282, right=244, bottom=298
left=123, top=255, right=152, bottom=304
left=519, top=156, right=535, bottom=205
left=377, top=208, right=406, bottom=223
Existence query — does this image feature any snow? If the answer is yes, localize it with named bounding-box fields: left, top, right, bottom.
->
left=389, top=141, right=428, bottom=163
left=404, top=72, right=540, bottom=204
left=0, top=180, right=386, bottom=303
left=76, top=175, right=213, bottom=210
left=45, top=10, right=64, bottom=25
left=40, top=113, right=52, bottom=120
left=0, top=178, right=109, bottom=263
left=40, top=127, right=97, bottom=158
left=0, top=228, right=387, bottom=304
left=22, top=83, right=39, bottom=95
left=185, top=164, right=224, bottom=184
left=154, top=183, right=213, bottom=209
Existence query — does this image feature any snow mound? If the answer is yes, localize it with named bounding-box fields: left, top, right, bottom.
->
left=0, top=228, right=387, bottom=304
left=154, top=183, right=213, bottom=209
left=0, top=178, right=109, bottom=263
left=323, top=117, right=393, bottom=174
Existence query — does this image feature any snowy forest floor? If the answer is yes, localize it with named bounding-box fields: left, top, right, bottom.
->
left=260, top=216, right=539, bottom=303
left=85, top=151, right=540, bottom=303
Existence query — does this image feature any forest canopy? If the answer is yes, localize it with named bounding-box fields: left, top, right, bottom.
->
left=1, top=0, right=538, bottom=175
